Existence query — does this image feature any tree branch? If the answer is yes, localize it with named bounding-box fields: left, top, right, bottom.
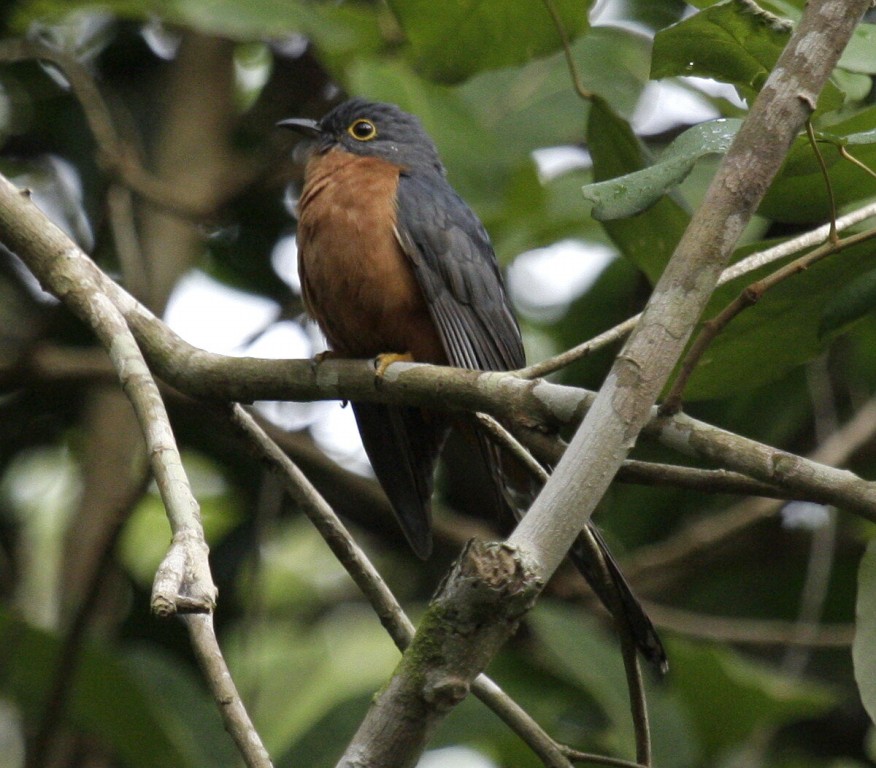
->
left=0, top=175, right=276, bottom=768
left=507, top=0, right=871, bottom=578
left=662, top=225, right=876, bottom=413
left=335, top=7, right=871, bottom=763
left=226, top=404, right=576, bottom=768
left=0, top=39, right=239, bottom=220
left=3, top=186, right=875, bottom=522
left=185, top=614, right=273, bottom=768
left=519, top=199, right=876, bottom=382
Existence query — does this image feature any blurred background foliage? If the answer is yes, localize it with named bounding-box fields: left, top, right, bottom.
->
left=0, top=0, right=876, bottom=766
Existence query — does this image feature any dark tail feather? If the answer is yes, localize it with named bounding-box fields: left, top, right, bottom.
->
left=570, top=526, right=668, bottom=674
left=353, top=402, right=449, bottom=559
left=475, top=427, right=668, bottom=674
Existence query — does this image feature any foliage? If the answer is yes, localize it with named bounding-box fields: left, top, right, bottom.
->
left=0, top=0, right=875, bottom=767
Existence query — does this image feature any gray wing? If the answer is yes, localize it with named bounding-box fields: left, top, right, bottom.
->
left=394, top=172, right=524, bottom=372
left=395, top=170, right=667, bottom=672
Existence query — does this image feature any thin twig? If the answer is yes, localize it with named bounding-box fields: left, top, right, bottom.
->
left=839, top=145, right=876, bottom=181
left=513, top=423, right=843, bottom=503
left=226, top=404, right=575, bottom=768
left=184, top=614, right=273, bottom=768
left=518, top=199, right=876, bottom=381
left=517, top=316, right=638, bottom=379
left=660, top=224, right=876, bottom=413
left=0, top=39, right=236, bottom=220
left=807, top=120, right=839, bottom=242
left=475, top=414, right=652, bottom=764
left=560, top=747, right=646, bottom=768
left=541, top=0, right=593, bottom=100
left=648, top=604, right=853, bottom=647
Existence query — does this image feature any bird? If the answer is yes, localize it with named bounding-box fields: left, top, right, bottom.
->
left=279, top=98, right=666, bottom=672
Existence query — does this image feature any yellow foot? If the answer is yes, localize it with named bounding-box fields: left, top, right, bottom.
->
left=374, top=352, right=414, bottom=378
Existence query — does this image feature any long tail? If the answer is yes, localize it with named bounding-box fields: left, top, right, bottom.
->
left=476, top=429, right=668, bottom=673
left=353, top=402, right=449, bottom=560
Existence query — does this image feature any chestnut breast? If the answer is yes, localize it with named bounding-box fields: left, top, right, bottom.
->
left=296, top=149, right=446, bottom=364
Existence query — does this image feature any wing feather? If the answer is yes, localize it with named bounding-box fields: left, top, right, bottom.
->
left=394, top=172, right=524, bottom=372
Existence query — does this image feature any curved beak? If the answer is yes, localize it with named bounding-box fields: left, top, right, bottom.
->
left=276, top=117, right=322, bottom=137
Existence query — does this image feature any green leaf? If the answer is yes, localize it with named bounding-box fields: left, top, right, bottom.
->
left=759, top=106, right=876, bottom=223
left=819, top=266, right=876, bottom=339
left=15, top=0, right=385, bottom=66
left=586, top=97, right=689, bottom=282
left=839, top=23, right=876, bottom=75
left=836, top=128, right=876, bottom=146
left=387, top=0, right=593, bottom=84
left=0, top=610, right=224, bottom=768
left=225, top=609, right=399, bottom=756
left=529, top=602, right=699, bottom=766
left=651, top=0, right=843, bottom=111
left=854, top=538, right=876, bottom=729
left=652, top=0, right=792, bottom=98
left=683, top=238, right=876, bottom=399
left=582, top=118, right=742, bottom=220
left=670, top=638, right=834, bottom=760
left=458, top=25, right=652, bottom=155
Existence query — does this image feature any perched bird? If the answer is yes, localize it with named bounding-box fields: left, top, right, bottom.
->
left=280, top=99, right=666, bottom=672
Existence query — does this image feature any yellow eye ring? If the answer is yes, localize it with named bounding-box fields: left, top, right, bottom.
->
left=348, top=118, right=377, bottom=141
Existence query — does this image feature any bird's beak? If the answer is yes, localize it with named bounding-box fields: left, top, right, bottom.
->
left=277, top=117, right=322, bottom=137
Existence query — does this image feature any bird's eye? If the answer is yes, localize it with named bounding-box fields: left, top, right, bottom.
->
left=348, top=118, right=377, bottom=141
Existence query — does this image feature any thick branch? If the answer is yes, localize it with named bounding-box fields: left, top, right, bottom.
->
left=2, top=187, right=875, bottom=524
left=0, top=176, right=216, bottom=615
left=507, top=0, right=871, bottom=578
left=338, top=541, right=542, bottom=767
left=228, top=404, right=574, bottom=768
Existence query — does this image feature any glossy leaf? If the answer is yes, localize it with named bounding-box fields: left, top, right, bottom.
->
left=586, top=96, right=689, bottom=282
left=652, top=0, right=843, bottom=111
left=387, top=0, right=593, bottom=84
left=582, top=118, right=742, bottom=220
left=683, top=239, right=876, bottom=399
left=653, top=0, right=791, bottom=96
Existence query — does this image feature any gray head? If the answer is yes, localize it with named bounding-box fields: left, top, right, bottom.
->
left=279, top=98, right=445, bottom=174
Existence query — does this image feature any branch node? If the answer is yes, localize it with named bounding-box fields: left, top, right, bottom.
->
left=423, top=674, right=470, bottom=711
left=151, top=530, right=217, bottom=616
left=797, top=90, right=818, bottom=111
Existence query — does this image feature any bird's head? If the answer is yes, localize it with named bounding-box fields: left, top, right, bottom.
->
left=278, top=98, right=444, bottom=173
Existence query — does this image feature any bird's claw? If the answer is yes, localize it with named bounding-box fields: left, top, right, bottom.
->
left=374, top=352, right=414, bottom=378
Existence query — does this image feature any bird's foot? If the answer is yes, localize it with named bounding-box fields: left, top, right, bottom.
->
left=374, top=352, right=414, bottom=378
